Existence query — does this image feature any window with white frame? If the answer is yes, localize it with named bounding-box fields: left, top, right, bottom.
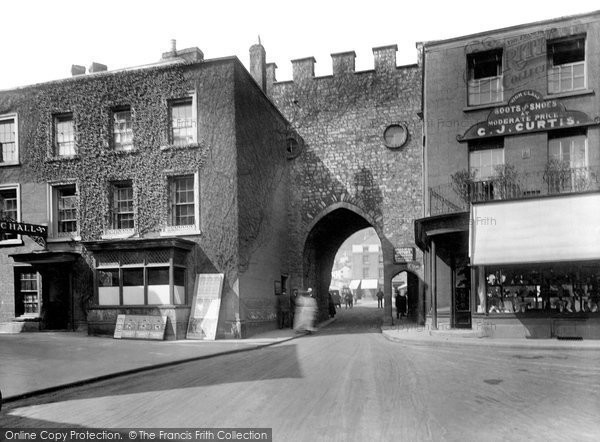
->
left=110, top=181, right=134, bottom=230
left=16, top=270, right=41, bottom=316
left=169, top=96, right=196, bottom=146
left=163, top=173, right=199, bottom=234
left=0, top=115, right=18, bottom=164
left=97, top=265, right=186, bottom=306
left=54, top=114, right=76, bottom=156
left=548, top=131, right=587, bottom=169
left=170, top=175, right=195, bottom=227
left=49, top=183, right=77, bottom=238
left=467, top=49, right=503, bottom=106
left=112, top=107, right=133, bottom=151
left=469, top=140, right=505, bottom=181
left=0, top=185, right=20, bottom=242
left=548, top=37, right=586, bottom=94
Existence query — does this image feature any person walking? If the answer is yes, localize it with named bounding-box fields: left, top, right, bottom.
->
left=294, top=289, right=317, bottom=333
left=328, top=292, right=336, bottom=318
left=289, top=289, right=298, bottom=329
left=278, top=290, right=291, bottom=329
left=376, top=288, right=384, bottom=308
left=344, top=289, right=353, bottom=309
left=396, top=288, right=407, bottom=318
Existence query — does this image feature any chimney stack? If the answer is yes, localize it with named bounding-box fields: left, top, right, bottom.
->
left=71, top=65, right=86, bottom=76
left=292, top=57, right=316, bottom=82
left=372, top=44, right=398, bottom=72
left=170, top=39, right=177, bottom=53
left=89, top=62, right=107, bottom=73
left=249, top=40, right=267, bottom=91
left=266, top=63, right=277, bottom=95
left=331, top=51, right=356, bottom=75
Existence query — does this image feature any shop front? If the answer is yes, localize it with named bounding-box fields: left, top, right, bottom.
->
left=470, top=192, right=600, bottom=338
left=9, top=251, right=80, bottom=331
left=84, top=237, right=195, bottom=340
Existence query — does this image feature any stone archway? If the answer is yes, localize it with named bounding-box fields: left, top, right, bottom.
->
left=391, top=269, right=420, bottom=323
left=301, top=203, right=390, bottom=323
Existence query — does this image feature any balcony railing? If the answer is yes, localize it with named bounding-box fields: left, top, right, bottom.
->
left=429, top=166, right=600, bottom=216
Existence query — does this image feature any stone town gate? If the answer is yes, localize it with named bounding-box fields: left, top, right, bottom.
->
left=253, top=43, right=425, bottom=323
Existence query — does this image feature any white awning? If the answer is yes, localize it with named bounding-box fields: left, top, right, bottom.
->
left=470, top=193, right=600, bottom=266
left=361, top=279, right=379, bottom=289
left=349, top=280, right=361, bottom=289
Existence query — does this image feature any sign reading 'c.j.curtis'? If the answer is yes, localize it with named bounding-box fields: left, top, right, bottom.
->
left=458, top=90, right=599, bottom=141
left=0, top=220, right=48, bottom=237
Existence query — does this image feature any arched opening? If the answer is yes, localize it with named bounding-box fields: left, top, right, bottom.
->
left=391, top=270, right=419, bottom=322
left=301, top=206, right=385, bottom=323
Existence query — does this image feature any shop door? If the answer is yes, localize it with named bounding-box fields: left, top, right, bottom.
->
left=41, top=268, right=71, bottom=330
left=453, top=265, right=472, bottom=328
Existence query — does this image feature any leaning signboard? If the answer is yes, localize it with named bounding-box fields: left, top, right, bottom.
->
left=114, top=314, right=167, bottom=340
left=186, top=273, right=224, bottom=340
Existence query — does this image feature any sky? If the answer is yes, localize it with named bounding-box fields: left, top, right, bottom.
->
left=1, top=1, right=599, bottom=90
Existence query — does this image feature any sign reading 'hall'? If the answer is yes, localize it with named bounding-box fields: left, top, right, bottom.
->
left=458, top=90, right=599, bottom=141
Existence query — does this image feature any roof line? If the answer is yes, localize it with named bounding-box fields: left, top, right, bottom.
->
left=419, top=9, right=600, bottom=48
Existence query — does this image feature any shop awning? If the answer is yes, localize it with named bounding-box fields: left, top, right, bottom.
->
left=349, top=280, right=361, bottom=290
left=361, top=279, right=379, bottom=289
left=9, top=251, right=80, bottom=265
left=470, top=193, right=600, bottom=266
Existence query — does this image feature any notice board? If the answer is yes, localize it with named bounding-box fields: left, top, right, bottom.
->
left=114, top=314, right=167, bottom=340
left=186, top=273, right=224, bottom=340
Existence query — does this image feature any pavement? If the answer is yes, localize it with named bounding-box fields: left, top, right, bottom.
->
left=381, top=319, right=600, bottom=350
left=2, top=314, right=600, bottom=405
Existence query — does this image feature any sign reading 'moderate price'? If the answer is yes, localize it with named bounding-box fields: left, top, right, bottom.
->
left=458, top=90, right=599, bottom=141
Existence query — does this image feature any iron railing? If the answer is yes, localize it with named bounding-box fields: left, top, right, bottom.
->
left=429, top=166, right=600, bottom=216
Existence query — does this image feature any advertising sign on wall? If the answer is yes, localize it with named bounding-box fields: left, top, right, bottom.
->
left=458, top=90, right=599, bottom=141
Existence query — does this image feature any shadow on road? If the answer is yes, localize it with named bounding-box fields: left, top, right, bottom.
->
left=1, top=343, right=303, bottom=422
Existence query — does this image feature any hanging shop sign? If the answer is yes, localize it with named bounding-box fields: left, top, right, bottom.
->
left=458, top=90, right=599, bottom=141
left=0, top=220, right=48, bottom=237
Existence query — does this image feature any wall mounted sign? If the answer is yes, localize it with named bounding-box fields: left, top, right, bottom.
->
left=458, top=90, right=599, bottom=141
left=0, top=220, right=47, bottom=237
left=394, top=247, right=415, bottom=263
left=114, top=314, right=167, bottom=340
left=186, top=273, right=224, bottom=340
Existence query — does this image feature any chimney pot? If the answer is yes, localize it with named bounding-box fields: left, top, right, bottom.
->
left=250, top=42, right=267, bottom=91
left=89, top=62, right=107, bottom=73
left=170, top=39, right=177, bottom=53
left=71, top=65, right=86, bottom=76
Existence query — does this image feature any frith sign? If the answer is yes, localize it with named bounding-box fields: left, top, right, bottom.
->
left=458, top=90, right=599, bottom=141
left=0, top=220, right=48, bottom=237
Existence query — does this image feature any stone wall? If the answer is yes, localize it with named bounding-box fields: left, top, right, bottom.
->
left=266, top=46, right=424, bottom=320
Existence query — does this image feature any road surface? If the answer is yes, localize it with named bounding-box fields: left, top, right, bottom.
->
left=2, top=299, right=600, bottom=441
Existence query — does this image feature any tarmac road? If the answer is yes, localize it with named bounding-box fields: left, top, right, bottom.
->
left=2, top=301, right=600, bottom=441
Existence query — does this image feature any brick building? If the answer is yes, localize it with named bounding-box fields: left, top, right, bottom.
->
left=416, top=11, right=600, bottom=337
left=1, top=36, right=426, bottom=338
left=0, top=44, right=291, bottom=339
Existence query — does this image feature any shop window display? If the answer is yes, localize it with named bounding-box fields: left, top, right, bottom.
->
left=482, top=265, right=599, bottom=315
